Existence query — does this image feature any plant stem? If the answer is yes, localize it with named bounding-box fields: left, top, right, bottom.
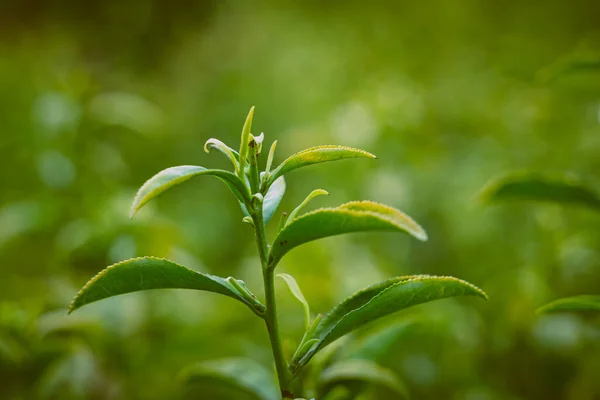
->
left=253, top=208, right=293, bottom=398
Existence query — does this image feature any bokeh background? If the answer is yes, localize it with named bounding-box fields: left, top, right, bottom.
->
left=1, top=1, right=600, bottom=399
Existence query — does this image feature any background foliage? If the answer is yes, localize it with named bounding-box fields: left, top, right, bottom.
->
left=1, top=1, right=600, bottom=399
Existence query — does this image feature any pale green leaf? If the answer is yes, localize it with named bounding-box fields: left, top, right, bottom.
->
left=269, top=203, right=427, bottom=265
left=318, top=360, right=409, bottom=399
left=537, top=295, right=600, bottom=314
left=268, top=145, right=376, bottom=185
left=204, top=138, right=240, bottom=171
left=479, top=172, right=600, bottom=211
left=339, top=201, right=427, bottom=241
left=291, top=275, right=486, bottom=372
left=286, top=189, right=329, bottom=225
left=130, top=165, right=251, bottom=218
left=278, top=273, right=310, bottom=328
left=69, top=257, right=265, bottom=316
left=179, top=358, right=279, bottom=400
left=238, top=107, right=255, bottom=176
left=263, top=176, right=286, bottom=224
left=265, top=140, right=278, bottom=175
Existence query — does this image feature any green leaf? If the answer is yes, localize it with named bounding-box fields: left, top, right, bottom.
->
left=265, top=140, right=278, bottom=175
left=269, top=202, right=427, bottom=265
left=286, top=189, right=329, bottom=225
left=277, top=273, right=310, bottom=329
left=130, top=165, right=251, bottom=218
left=69, top=257, right=265, bottom=316
left=268, top=145, right=376, bottom=185
left=537, top=295, right=600, bottom=314
left=291, top=275, right=486, bottom=372
left=238, top=107, right=255, bottom=177
left=179, top=358, right=279, bottom=400
left=318, top=360, right=409, bottom=399
left=204, top=138, right=240, bottom=172
left=263, top=176, right=286, bottom=224
left=479, top=172, right=600, bottom=211
left=345, top=319, right=420, bottom=362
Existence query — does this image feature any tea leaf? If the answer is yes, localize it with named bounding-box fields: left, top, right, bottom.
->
left=278, top=273, right=310, bottom=329
left=238, top=107, right=255, bottom=177
left=269, top=203, right=426, bottom=265
left=537, top=295, right=600, bottom=314
left=180, top=358, right=279, bottom=400
left=339, top=201, right=427, bottom=241
left=263, top=176, right=286, bottom=224
left=268, top=145, right=376, bottom=185
left=479, top=172, right=600, bottom=211
left=130, top=165, right=251, bottom=218
left=286, top=189, right=329, bottom=225
left=318, top=359, right=409, bottom=399
left=69, top=257, right=265, bottom=316
left=291, top=275, right=486, bottom=371
left=204, top=138, right=240, bottom=172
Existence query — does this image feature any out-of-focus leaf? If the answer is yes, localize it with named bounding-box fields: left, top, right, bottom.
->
left=179, top=358, right=279, bottom=400
left=278, top=273, right=310, bottom=328
left=537, top=295, right=600, bottom=314
left=269, top=202, right=427, bottom=265
left=37, top=345, right=98, bottom=399
left=538, top=55, right=600, bottom=83
left=345, top=318, right=420, bottom=361
left=69, top=257, right=265, bottom=316
left=318, top=359, right=409, bottom=399
left=291, top=276, right=486, bottom=372
left=268, top=145, right=376, bottom=185
left=238, top=107, right=255, bottom=175
left=130, top=165, right=250, bottom=218
left=479, top=172, right=600, bottom=211
left=263, top=176, right=286, bottom=224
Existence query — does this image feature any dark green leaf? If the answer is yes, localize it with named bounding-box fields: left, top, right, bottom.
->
left=130, top=165, right=251, bottom=218
left=268, top=145, right=376, bottom=185
left=537, top=295, right=600, bottom=314
left=269, top=201, right=427, bottom=265
left=291, top=275, right=486, bottom=372
left=69, top=257, right=265, bottom=316
left=263, top=176, right=286, bottom=224
left=479, top=172, right=600, bottom=211
left=318, top=360, right=409, bottom=399
left=179, top=358, right=279, bottom=400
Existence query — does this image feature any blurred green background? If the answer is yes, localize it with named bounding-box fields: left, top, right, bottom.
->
left=1, top=1, right=600, bottom=399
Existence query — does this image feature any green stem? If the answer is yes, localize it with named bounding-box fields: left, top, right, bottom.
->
left=253, top=207, right=293, bottom=398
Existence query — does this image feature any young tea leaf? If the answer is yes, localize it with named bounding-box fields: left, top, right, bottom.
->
left=238, top=107, right=255, bottom=178
left=277, top=273, right=310, bottom=329
left=269, top=204, right=427, bottom=265
left=268, top=145, right=376, bottom=185
left=479, top=172, right=600, bottom=211
left=263, top=176, right=286, bottom=225
left=286, top=189, right=329, bottom=225
left=69, top=257, right=265, bottom=316
left=291, top=275, right=486, bottom=371
left=130, top=165, right=251, bottom=218
left=180, top=358, right=279, bottom=400
left=537, top=295, right=600, bottom=314
left=318, top=359, right=409, bottom=399
left=204, top=138, right=240, bottom=172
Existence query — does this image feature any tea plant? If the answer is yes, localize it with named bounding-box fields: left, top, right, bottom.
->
left=69, top=108, right=487, bottom=399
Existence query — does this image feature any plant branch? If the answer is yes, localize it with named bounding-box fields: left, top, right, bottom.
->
left=252, top=199, right=293, bottom=399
